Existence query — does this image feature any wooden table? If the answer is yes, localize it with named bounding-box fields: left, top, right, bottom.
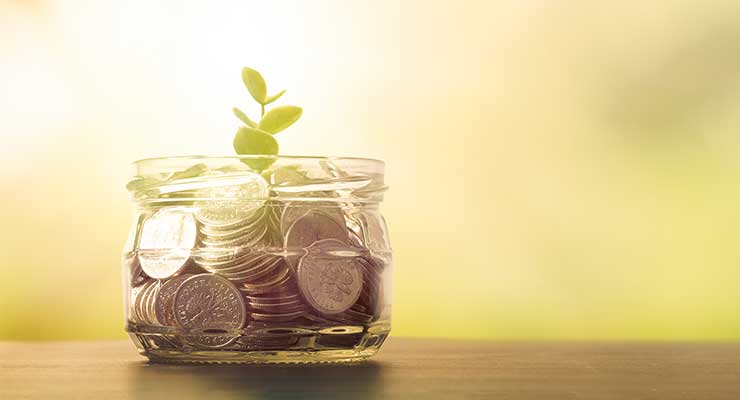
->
left=2, top=338, right=740, bottom=399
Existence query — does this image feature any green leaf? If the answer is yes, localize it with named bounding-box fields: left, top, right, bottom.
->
left=258, top=105, right=303, bottom=134
left=264, top=89, right=286, bottom=105
left=233, top=127, right=279, bottom=170
left=241, top=67, right=267, bottom=104
left=232, top=107, right=258, bottom=127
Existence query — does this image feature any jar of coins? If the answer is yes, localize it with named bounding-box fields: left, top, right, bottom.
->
left=122, top=156, right=391, bottom=363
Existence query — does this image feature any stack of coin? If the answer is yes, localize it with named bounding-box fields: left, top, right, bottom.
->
left=356, top=256, right=385, bottom=321
left=130, top=280, right=160, bottom=326
left=346, top=210, right=389, bottom=321
left=126, top=167, right=392, bottom=353
left=194, top=201, right=286, bottom=285
left=244, top=272, right=309, bottom=323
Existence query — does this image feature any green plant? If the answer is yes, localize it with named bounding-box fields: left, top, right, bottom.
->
left=233, top=67, right=302, bottom=170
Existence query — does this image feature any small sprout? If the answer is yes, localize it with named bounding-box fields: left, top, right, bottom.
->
left=233, top=66, right=302, bottom=170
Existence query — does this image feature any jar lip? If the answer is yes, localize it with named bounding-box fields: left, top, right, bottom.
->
left=133, top=154, right=385, bottom=167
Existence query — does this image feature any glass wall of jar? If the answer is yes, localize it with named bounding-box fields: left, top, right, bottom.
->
left=122, top=156, right=391, bottom=363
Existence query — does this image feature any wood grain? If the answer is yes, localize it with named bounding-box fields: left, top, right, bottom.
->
left=2, top=338, right=740, bottom=399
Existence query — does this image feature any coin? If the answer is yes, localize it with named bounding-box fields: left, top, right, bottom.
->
left=280, top=202, right=346, bottom=236
left=297, top=239, right=363, bottom=315
left=195, top=248, right=264, bottom=269
left=243, top=270, right=300, bottom=296
left=250, top=310, right=306, bottom=322
left=131, top=280, right=160, bottom=325
left=173, top=274, right=246, bottom=348
left=138, top=208, right=197, bottom=279
left=193, top=171, right=268, bottom=228
left=285, top=211, right=349, bottom=252
left=198, top=208, right=266, bottom=240
left=195, top=199, right=285, bottom=285
left=347, top=210, right=391, bottom=254
left=240, top=262, right=290, bottom=292
left=200, top=252, right=282, bottom=283
left=154, top=274, right=193, bottom=327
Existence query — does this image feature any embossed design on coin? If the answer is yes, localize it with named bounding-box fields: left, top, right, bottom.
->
left=155, top=274, right=193, bottom=327
left=194, top=171, right=269, bottom=228
left=138, top=208, right=197, bottom=279
left=173, top=274, right=246, bottom=348
left=297, top=239, right=363, bottom=315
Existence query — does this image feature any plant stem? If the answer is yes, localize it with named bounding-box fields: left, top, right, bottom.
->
left=261, top=104, right=265, bottom=117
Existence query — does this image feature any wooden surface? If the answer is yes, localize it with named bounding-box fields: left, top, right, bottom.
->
left=2, top=338, right=740, bottom=399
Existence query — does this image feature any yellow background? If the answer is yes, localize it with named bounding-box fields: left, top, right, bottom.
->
left=2, top=0, right=740, bottom=340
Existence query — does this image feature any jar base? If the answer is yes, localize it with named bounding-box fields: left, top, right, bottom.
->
left=128, top=328, right=389, bottom=364
left=142, top=347, right=381, bottom=364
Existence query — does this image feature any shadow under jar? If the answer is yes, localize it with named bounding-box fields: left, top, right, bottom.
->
left=122, top=156, right=392, bottom=363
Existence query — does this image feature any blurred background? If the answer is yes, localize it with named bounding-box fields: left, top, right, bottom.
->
left=2, top=0, right=740, bottom=341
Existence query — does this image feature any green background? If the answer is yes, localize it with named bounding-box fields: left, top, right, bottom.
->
left=2, top=0, right=740, bottom=340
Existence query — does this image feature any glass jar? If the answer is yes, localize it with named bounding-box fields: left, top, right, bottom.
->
left=122, top=156, right=391, bottom=363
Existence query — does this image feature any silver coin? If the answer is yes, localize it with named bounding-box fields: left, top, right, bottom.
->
left=195, top=250, right=265, bottom=270
left=154, top=274, right=193, bottom=327
left=210, top=255, right=282, bottom=283
left=240, top=264, right=291, bottom=293
left=280, top=202, right=346, bottom=236
left=361, top=212, right=391, bottom=252
left=249, top=301, right=306, bottom=314
left=246, top=292, right=301, bottom=304
left=129, top=284, right=145, bottom=323
left=297, top=239, right=363, bottom=315
left=136, top=281, right=150, bottom=324
left=132, top=280, right=160, bottom=325
left=285, top=211, right=349, bottom=253
left=138, top=208, right=197, bottom=279
left=146, top=282, right=160, bottom=324
left=193, top=246, right=252, bottom=264
left=198, top=208, right=266, bottom=240
left=193, top=172, right=268, bottom=228
left=250, top=310, right=305, bottom=322
left=199, top=223, right=269, bottom=248
left=173, top=274, right=247, bottom=348
left=348, top=210, right=391, bottom=254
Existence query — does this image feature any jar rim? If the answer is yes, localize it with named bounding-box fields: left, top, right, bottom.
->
left=133, top=155, right=385, bottom=168
left=129, top=154, right=387, bottom=205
